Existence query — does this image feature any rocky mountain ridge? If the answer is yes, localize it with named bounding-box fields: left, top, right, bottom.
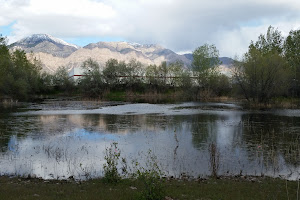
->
left=10, top=34, right=79, bottom=58
left=9, top=34, right=233, bottom=73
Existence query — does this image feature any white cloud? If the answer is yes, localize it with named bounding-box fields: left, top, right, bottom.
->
left=0, top=0, right=30, bottom=26
left=1, top=0, right=300, bottom=57
left=26, top=0, right=115, bottom=18
left=214, top=21, right=300, bottom=57
left=2, top=0, right=117, bottom=41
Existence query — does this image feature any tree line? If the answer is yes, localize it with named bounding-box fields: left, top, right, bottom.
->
left=0, top=25, right=300, bottom=104
left=0, top=37, right=43, bottom=100
left=73, top=56, right=231, bottom=100
left=234, top=26, right=300, bottom=104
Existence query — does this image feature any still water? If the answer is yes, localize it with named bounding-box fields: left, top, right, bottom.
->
left=0, top=101, right=299, bottom=180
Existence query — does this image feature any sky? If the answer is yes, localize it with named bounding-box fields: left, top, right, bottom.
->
left=1, top=0, right=300, bottom=57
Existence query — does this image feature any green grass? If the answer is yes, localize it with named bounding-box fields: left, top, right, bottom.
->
left=165, top=178, right=299, bottom=200
left=105, top=91, right=126, bottom=101
left=0, top=176, right=299, bottom=200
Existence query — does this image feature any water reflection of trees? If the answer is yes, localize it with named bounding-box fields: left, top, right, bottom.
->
left=241, top=114, right=300, bottom=167
left=80, top=114, right=192, bottom=134
left=82, top=113, right=243, bottom=151
left=80, top=114, right=147, bottom=134
left=0, top=106, right=30, bottom=151
left=0, top=114, right=11, bottom=152
left=190, top=115, right=218, bottom=149
left=188, top=114, right=243, bottom=150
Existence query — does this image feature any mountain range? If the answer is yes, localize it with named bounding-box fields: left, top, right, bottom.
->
left=9, top=34, right=234, bottom=73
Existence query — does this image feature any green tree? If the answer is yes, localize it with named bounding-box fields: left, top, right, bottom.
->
left=79, top=58, right=104, bottom=97
left=255, top=26, right=284, bottom=55
left=180, top=70, right=192, bottom=89
left=192, top=44, right=221, bottom=99
left=126, top=59, right=145, bottom=91
left=52, top=66, right=75, bottom=92
left=158, top=61, right=168, bottom=86
left=234, top=26, right=291, bottom=104
left=145, top=64, right=160, bottom=86
left=9, top=50, right=42, bottom=99
left=284, top=29, right=300, bottom=96
left=210, top=74, right=231, bottom=96
left=0, top=35, right=58, bottom=99
left=0, top=35, right=47, bottom=100
left=39, top=72, right=54, bottom=93
left=167, top=61, right=184, bottom=87
left=103, top=59, right=129, bottom=89
left=0, top=35, right=13, bottom=97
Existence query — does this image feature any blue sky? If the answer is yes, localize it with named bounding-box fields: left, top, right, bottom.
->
left=1, top=0, right=300, bottom=57
left=0, top=22, right=15, bottom=37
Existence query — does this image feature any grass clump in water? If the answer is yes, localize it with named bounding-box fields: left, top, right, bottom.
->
left=103, top=143, right=166, bottom=199
left=102, top=142, right=122, bottom=184
left=133, top=150, right=165, bottom=200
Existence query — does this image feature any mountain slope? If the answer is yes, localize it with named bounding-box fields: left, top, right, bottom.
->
left=9, top=34, right=233, bottom=74
left=183, top=53, right=235, bottom=67
left=83, top=41, right=192, bottom=66
left=10, top=34, right=79, bottom=58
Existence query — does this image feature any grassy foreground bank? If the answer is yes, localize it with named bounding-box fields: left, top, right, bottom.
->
left=0, top=176, right=299, bottom=200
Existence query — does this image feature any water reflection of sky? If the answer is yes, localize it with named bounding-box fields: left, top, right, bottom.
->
left=0, top=102, right=299, bottom=180
left=67, top=129, right=119, bottom=141
left=8, top=135, right=19, bottom=153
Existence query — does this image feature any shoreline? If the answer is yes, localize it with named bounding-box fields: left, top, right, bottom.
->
left=0, top=175, right=299, bottom=200
left=1, top=94, right=299, bottom=110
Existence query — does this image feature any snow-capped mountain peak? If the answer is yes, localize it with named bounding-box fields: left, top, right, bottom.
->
left=10, top=34, right=80, bottom=58
left=127, top=42, right=142, bottom=47
left=44, top=34, right=79, bottom=49
left=17, top=34, right=79, bottom=49
left=127, top=42, right=160, bottom=49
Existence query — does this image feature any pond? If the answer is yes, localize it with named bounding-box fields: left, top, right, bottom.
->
left=0, top=101, right=299, bottom=180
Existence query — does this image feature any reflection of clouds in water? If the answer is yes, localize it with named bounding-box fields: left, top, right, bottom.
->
left=1, top=129, right=117, bottom=179
left=8, top=135, right=18, bottom=153
left=68, top=129, right=119, bottom=141
left=2, top=124, right=297, bottom=180
left=0, top=126, right=205, bottom=180
left=216, top=114, right=242, bottom=147
left=1, top=102, right=299, bottom=180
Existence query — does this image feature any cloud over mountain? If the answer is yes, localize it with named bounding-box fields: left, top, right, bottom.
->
left=2, top=0, right=300, bottom=57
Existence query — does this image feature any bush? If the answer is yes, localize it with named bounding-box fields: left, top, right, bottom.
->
left=102, top=142, right=121, bottom=183
left=134, top=150, right=165, bottom=200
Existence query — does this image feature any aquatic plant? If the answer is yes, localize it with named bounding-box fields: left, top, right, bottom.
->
left=209, top=143, right=220, bottom=178
left=134, top=150, right=166, bottom=200
left=102, top=142, right=121, bottom=183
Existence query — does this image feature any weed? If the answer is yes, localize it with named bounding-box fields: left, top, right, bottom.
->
left=134, top=150, right=166, bottom=200
left=102, top=144, right=165, bottom=199
left=102, top=142, right=121, bottom=183
left=121, top=157, right=128, bottom=176
left=79, top=163, right=92, bottom=180
left=209, top=143, right=220, bottom=178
